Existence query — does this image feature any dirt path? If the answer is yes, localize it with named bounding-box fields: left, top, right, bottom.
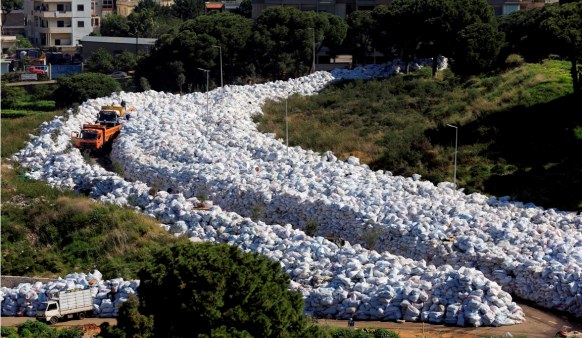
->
left=318, top=303, right=581, bottom=338
left=0, top=316, right=116, bottom=329
left=1, top=302, right=579, bottom=337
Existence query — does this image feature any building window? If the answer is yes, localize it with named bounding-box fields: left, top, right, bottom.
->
left=102, top=0, right=113, bottom=9
left=57, top=4, right=64, bottom=11
left=57, top=20, right=65, bottom=27
left=78, top=4, right=84, bottom=11
left=55, top=39, right=61, bottom=45
left=78, top=21, right=85, bottom=27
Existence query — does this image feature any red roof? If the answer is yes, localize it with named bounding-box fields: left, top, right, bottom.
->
left=205, top=2, right=224, bottom=9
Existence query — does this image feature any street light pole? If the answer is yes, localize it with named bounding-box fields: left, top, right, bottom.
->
left=285, top=92, right=289, bottom=157
left=134, top=28, right=138, bottom=56
left=198, top=68, right=210, bottom=118
left=446, top=124, right=458, bottom=187
left=311, top=28, right=316, bottom=73
left=212, top=45, right=223, bottom=88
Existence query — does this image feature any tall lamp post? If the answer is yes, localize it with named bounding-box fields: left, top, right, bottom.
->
left=212, top=45, right=223, bottom=88
left=198, top=68, right=210, bottom=118
left=134, top=28, right=138, bottom=56
left=309, top=28, right=315, bottom=73
left=446, top=124, right=458, bottom=187
left=285, top=92, right=289, bottom=157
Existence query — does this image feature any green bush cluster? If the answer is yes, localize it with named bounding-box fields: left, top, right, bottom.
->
left=1, top=320, right=84, bottom=338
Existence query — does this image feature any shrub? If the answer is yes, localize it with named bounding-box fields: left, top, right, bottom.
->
left=505, top=54, right=525, bottom=69
left=53, top=72, right=121, bottom=108
left=136, top=242, right=313, bottom=337
left=1, top=83, right=26, bottom=108
left=1, top=326, right=19, bottom=338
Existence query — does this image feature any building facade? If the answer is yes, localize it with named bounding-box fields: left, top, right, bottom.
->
left=24, top=0, right=96, bottom=52
left=251, top=0, right=559, bottom=19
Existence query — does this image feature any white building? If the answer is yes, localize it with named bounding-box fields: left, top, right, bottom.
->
left=24, top=0, right=96, bottom=52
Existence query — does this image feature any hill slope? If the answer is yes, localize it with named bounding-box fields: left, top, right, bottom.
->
left=257, top=60, right=582, bottom=211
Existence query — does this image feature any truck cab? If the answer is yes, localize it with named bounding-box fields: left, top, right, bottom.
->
left=71, top=128, right=104, bottom=150
left=97, top=110, right=122, bottom=127
left=36, top=300, right=61, bottom=324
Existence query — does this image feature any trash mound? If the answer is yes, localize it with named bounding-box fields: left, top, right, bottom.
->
left=10, top=61, right=578, bottom=324
left=0, top=270, right=138, bottom=318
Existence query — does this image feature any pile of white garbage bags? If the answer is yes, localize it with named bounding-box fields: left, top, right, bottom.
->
left=0, top=270, right=138, bottom=318
left=9, top=61, right=581, bottom=324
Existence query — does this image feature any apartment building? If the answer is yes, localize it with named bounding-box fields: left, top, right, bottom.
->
left=251, top=0, right=559, bottom=19
left=24, top=0, right=96, bottom=52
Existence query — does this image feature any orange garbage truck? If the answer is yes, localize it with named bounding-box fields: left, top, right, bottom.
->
left=71, top=123, right=122, bottom=151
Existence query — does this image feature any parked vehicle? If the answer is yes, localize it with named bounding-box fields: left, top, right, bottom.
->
left=109, top=71, right=128, bottom=79
left=27, top=66, right=46, bottom=76
left=36, top=288, right=94, bottom=324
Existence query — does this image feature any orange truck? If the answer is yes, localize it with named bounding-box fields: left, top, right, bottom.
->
left=71, top=123, right=122, bottom=151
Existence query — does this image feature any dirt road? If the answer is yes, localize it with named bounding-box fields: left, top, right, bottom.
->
left=0, top=316, right=116, bottom=329
left=1, top=302, right=579, bottom=337
left=319, top=303, right=582, bottom=338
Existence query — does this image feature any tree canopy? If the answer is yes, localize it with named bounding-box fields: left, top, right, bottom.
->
left=1, top=0, right=23, bottom=34
left=541, top=1, right=582, bottom=93
left=53, top=73, right=121, bottom=108
left=135, top=242, right=315, bottom=338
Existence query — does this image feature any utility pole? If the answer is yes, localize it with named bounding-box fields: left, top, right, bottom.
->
left=446, top=124, right=458, bottom=187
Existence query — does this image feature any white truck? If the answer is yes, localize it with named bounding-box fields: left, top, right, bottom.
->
left=36, top=288, right=94, bottom=324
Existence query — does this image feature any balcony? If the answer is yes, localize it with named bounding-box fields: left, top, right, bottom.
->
left=36, top=10, right=73, bottom=18
left=37, top=26, right=72, bottom=34
left=36, top=0, right=72, bottom=2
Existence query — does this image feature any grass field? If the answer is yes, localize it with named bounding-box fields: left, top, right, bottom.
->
left=257, top=60, right=581, bottom=211
left=1, top=109, right=179, bottom=280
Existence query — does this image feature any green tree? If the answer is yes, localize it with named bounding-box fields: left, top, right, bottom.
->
left=315, top=12, right=348, bottom=60
left=7, top=35, right=33, bottom=56
left=1, top=0, right=23, bottom=34
left=372, top=2, right=423, bottom=70
left=541, top=1, right=582, bottom=94
left=180, top=13, right=254, bottom=84
left=233, top=0, right=252, bottom=18
left=17, top=320, right=59, bottom=338
left=100, top=14, right=131, bottom=37
left=346, top=10, right=375, bottom=65
left=53, top=73, right=121, bottom=107
left=447, top=0, right=503, bottom=75
left=85, top=48, right=115, bottom=74
left=116, top=294, right=154, bottom=338
left=172, top=0, right=204, bottom=20
left=113, top=51, right=137, bottom=71
left=499, top=8, right=554, bottom=62
left=250, top=7, right=344, bottom=78
left=136, top=242, right=313, bottom=338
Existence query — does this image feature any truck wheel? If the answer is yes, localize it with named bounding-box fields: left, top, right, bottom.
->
left=49, top=317, right=58, bottom=325
left=78, top=312, right=86, bottom=320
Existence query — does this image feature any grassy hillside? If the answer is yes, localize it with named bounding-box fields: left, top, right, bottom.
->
left=257, top=60, right=582, bottom=211
left=1, top=110, right=180, bottom=280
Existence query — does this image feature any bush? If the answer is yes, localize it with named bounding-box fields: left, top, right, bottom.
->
left=505, top=54, right=525, bottom=69
left=1, top=326, right=19, bottom=338
left=53, top=72, right=121, bottom=108
left=1, top=83, right=26, bottom=108
left=136, top=242, right=314, bottom=338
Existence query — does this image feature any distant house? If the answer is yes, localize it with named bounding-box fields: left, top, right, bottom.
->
left=250, top=0, right=560, bottom=19
left=116, top=0, right=175, bottom=17
left=79, top=35, right=157, bottom=59
left=23, top=0, right=96, bottom=53
left=1, top=9, right=26, bottom=37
